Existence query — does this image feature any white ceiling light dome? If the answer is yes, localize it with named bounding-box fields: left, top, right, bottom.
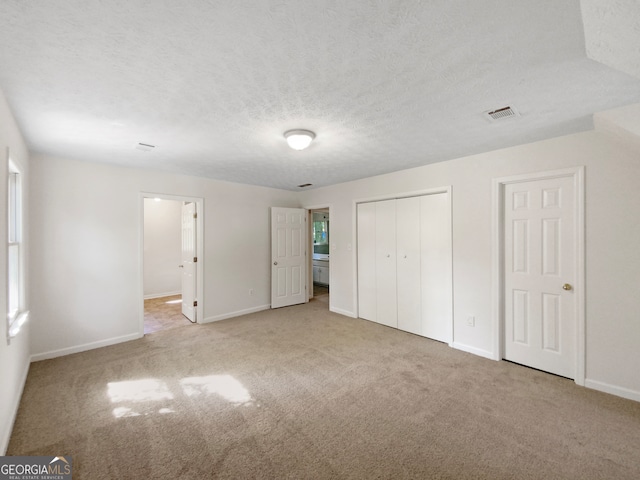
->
left=284, top=129, right=315, bottom=150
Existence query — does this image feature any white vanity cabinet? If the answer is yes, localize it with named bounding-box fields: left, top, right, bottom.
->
left=312, top=259, right=330, bottom=286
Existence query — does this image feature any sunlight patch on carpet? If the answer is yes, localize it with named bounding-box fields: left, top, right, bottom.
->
left=180, top=375, right=253, bottom=405
left=112, top=406, right=142, bottom=418
left=107, top=379, right=174, bottom=403
left=107, top=379, right=177, bottom=418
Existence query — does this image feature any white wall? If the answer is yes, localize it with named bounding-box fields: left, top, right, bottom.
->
left=0, top=91, right=30, bottom=454
left=299, top=129, right=640, bottom=401
left=29, top=156, right=298, bottom=359
left=143, top=198, right=182, bottom=298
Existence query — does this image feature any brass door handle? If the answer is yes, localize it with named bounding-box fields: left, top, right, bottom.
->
left=563, top=283, right=572, bottom=291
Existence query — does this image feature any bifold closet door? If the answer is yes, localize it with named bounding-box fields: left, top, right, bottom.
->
left=420, top=193, right=452, bottom=343
left=375, top=200, right=397, bottom=328
left=396, top=197, right=421, bottom=335
left=358, top=193, right=452, bottom=339
left=357, top=202, right=376, bottom=322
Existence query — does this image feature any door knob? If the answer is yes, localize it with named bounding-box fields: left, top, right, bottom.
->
left=273, top=261, right=278, bottom=265
left=562, top=283, right=572, bottom=291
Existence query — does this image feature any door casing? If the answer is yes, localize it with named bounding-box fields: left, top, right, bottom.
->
left=491, top=167, right=585, bottom=385
left=139, top=192, right=205, bottom=336
left=306, top=205, right=332, bottom=303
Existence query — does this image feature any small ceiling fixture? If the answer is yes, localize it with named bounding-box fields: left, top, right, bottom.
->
left=135, top=142, right=156, bottom=152
left=485, top=106, right=519, bottom=121
left=284, top=129, right=315, bottom=150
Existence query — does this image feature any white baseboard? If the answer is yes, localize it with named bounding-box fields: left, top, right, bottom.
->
left=143, top=290, right=181, bottom=300
left=451, top=342, right=495, bottom=360
left=31, top=332, right=142, bottom=362
left=585, top=378, right=640, bottom=403
left=330, top=307, right=357, bottom=318
left=202, top=305, right=271, bottom=324
left=1, top=359, right=30, bottom=455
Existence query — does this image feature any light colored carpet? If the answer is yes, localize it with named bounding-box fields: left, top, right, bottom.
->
left=144, top=295, right=192, bottom=335
left=8, top=300, right=640, bottom=479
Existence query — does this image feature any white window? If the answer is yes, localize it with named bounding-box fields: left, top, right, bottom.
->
left=7, top=154, right=28, bottom=343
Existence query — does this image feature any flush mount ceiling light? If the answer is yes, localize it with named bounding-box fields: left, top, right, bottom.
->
left=284, top=129, right=315, bottom=150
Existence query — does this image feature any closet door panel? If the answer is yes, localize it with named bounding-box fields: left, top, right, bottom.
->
left=357, top=202, right=377, bottom=322
left=420, top=193, right=453, bottom=343
left=396, top=196, right=422, bottom=335
left=375, top=200, right=398, bottom=328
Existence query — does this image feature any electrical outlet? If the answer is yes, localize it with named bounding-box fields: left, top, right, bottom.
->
left=466, top=316, right=475, bottom=327
left=249, top=289, right=254, bottom=296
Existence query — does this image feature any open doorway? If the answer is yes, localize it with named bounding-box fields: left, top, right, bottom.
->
left=141, top=194, right=204, bottom=335
left=309, top=208, right=330, bottom=306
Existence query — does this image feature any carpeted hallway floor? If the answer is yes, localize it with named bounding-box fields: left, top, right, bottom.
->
left=8, top=301, right=640, bottom=479
left=144, top=295, right=193, bottom=335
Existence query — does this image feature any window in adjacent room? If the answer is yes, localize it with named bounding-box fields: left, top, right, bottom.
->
left=7, top=151, right=28, bottom=343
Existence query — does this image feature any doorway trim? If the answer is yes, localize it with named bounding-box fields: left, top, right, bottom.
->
left=304, top=204, right=332, bottom=304
left=491, top=167, right=585, bottom=385
left=139, top=192, right=205, bottom=336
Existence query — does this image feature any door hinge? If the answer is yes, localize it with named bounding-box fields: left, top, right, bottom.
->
left=193, top=212, right=197, bottom=219
left=193, top=300, right=198, bottom=307
left=193, top=256, right=197, bottom=262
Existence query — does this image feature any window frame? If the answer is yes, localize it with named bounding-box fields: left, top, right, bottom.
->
left=6, top=150, right=28, bottom=344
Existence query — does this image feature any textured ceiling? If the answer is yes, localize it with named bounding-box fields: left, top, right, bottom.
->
left=0, top=0, right=639, bottom=190
left=582, top=0, right=640, bottom=81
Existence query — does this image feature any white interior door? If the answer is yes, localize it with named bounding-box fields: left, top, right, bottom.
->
left=420, top=193, right=452, bottom=343
left=271, top=207, right=307, bottom=308
left=357, top=192, right=452, bottom=338
left=181, top=202, right=197, bottom=322
left=504, top=176, right=575, bottom=378
left=397, top=197, right=421, bottom=335
left=357, top=202, right=377, bottom=322
left=375, top=200, right=398, bottom=328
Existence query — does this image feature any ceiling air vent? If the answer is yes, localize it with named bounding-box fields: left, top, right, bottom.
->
left=485, top=106, right=519, bottom=122
left=135, top=142, right=156, bottom=152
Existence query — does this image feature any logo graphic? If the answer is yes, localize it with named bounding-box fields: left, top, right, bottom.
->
left=0, top=455, right=72, bottom=479
left=49, top=457, right=71, bottom=473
